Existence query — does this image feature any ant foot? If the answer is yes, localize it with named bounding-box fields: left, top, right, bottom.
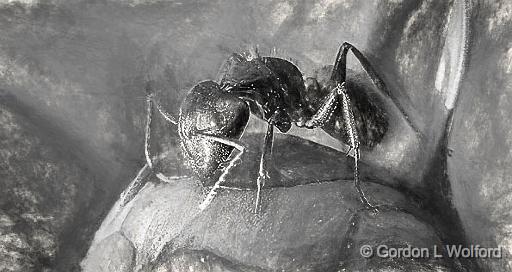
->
left=359, top=197, right=379, bottom=213
left=254, top=170, right=269, bottom=213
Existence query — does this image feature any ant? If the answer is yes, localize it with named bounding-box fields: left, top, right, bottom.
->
left=128, top=42, right=390, bottom=213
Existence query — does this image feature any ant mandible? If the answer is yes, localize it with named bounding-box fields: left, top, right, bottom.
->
left=136, top=42, right=390, bottom=213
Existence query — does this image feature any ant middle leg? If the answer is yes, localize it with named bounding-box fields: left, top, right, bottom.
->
left=255, top=121, right=274, bottom=213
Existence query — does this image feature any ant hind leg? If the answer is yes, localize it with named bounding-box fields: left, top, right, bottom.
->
left=332, top=43, right=379, bottom=211
left=331, top=42, right=389, bottom=96
left=339, top=88, right=378, bottom=211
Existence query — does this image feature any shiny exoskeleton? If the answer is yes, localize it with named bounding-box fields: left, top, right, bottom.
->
left=141, top=42, right=390, bottom=212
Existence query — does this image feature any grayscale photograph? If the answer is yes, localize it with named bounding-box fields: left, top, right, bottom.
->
left=0, top=0, right=510, bottom=271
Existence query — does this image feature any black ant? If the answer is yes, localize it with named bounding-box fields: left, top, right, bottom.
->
left=125, top=42, right=391, bottom=213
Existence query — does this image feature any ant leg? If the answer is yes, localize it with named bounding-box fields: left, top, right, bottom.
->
left=331, top=42, right=419, bottom=134
left=194, top=132, right=246, bottom=211
left=255, top=121, right=274, bottom=213
left=299, top=42, right=396, bottom=210
left=144, top=95, right=155, bottom=169
left=331, top=43, right=383, bottom=210
left=152, top=97, right=178, bottom=125
left=302, top=83, right=342, bottom=129
left=118, top=95, right=177, bottom=208
left=331, top=42, right=389, bottom=96
left=339, top=86, right=377, bottom=210
left=144, top=95, right=179, bottom=183
left=299, top=83, right=376, bottom=209
left=300, top=83, right=357, bottom=159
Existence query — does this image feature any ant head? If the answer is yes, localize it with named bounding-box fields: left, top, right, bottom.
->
left=182, top=81, right=250, bottom=137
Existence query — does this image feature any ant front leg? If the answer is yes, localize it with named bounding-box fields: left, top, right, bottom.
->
left=194, top=132, right=246, bottom=211
left=144, top=94, right=179, bottom=183
left=195, top=122, right=273, bottom=214
left=118, top=93, right=179, bottom=208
